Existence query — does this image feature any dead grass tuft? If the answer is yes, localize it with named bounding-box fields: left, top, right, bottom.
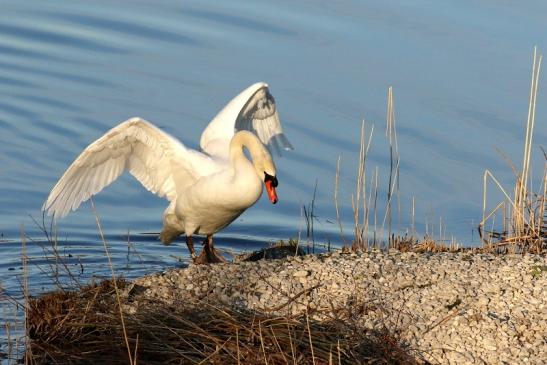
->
left=479, top=47, right=546, bottom=254
left=389, top=235, right=463, bottom=253
left=28, top=279, right=127, bottom=346
left=27, top=279, right=420, bottom=365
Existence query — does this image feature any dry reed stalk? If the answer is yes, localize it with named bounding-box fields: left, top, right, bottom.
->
left=518, top=48, right=542, bottom=215
left=411, top=197, right=416, bottom=238
left=539, top=168, right=547, bottom=232
left=372, top=166, right=379, bottom=247
left=259, top=320, right=268, bottom=365
left=348, top=121, right=374, bottom=251
left=297, top=204, right=304, bottom=255
left=236, top=328, right=241, bottom=365
left=480, top=48, right=545, bottom=253
left=352, top=120, right=366, bottom=250
left=5, top=321, right=12, bottom=360
left=306, top=313, right=316, bottom=365
left=133, top=333, right=139, bottom=365
left=28, top=214, right=81, bottom=290
left=20, top=225, right=32, bottom=365
left=384, top=87, right=398, bottom=242
left=516, top=47, right=542, bottom=241
left=333, top=155, right=347, bottom=247
left=364, top=165, right=376, bottom=248
left=337, top=340, right=342, bottom=365
left=90, top=198, right=134, bottom=365
left=302, top=180, right=319, bottom=254
left=287, top=322, right=296, bottom=365
left=362, top=125, right=374, bottom=249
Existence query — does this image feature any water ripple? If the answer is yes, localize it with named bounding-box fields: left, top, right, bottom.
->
left=35, top=11, right=200, bottom=47
left=183, top=8, right=296, bottom=36
left=0, top=44, right=69, bottom=62
left=0, top=118, right=17, bottom=131
left=0, top=101, right=40, bottom=119
left=10, top=94, right=84, bottom=113
left=0, top=60, right=116, bottom=88
left=34, top=118, right=83, bottom=141
left=0, top=75, right=37, bottom=88
left=0, top=23, right=126, bottom=54
left=288, top=122, right=360, bottom=153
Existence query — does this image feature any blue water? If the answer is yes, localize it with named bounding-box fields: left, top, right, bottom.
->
left=0, top=0, right=546, bottom=356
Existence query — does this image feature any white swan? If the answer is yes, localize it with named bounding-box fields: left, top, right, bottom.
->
left=42, top=82, right=293, bottom=263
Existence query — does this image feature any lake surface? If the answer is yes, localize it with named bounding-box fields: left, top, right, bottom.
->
left=0, top=0, right=546, bottom=354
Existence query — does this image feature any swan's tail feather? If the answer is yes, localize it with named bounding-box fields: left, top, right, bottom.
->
left=159, top=226, right=181, bottom=245
left=160, top=208, right=184, bottom=245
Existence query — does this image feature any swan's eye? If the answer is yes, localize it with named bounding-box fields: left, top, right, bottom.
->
left=264, top=172, right=278, bottom=187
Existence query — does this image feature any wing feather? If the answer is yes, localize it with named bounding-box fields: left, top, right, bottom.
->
left=43, top=117, right=204, bottom=219
left=200, top=82, right=293, bottom=158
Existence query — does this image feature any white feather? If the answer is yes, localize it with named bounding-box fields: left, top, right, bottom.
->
left=200, top=82, right=293, bottom=158
left=43, top=117, right=213, bottom=219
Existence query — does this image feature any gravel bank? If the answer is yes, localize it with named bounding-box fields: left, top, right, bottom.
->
left=122, top=250, right=546, bottom=365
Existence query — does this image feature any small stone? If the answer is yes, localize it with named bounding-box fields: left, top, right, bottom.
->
left=292, top=270, right=309, bottom=278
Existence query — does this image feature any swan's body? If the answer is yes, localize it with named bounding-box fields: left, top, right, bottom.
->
left=160, top=130, right=277, bottom=244
left=42, top=82, right=292, bottom=262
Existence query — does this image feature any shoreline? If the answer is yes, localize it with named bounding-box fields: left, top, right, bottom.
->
left=27, top=249, right=546, bottom=364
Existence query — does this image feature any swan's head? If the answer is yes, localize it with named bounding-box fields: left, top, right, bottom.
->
left=254, top=151, right=278, bottom=204
left=263, top=170, right=278, bottom=204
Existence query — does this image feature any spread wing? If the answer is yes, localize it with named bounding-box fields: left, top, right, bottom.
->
left=43, top=117, right=213, bottom=219
left=199, top=82, right=293, bottom=158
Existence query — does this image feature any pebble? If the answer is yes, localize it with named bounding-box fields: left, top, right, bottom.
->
left=121, top=251, right=547, bottom=365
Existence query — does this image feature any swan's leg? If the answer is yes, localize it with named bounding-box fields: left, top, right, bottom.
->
left=194, top=234, right=227, bottom=264
left=186, top=235, right=197, bottom=260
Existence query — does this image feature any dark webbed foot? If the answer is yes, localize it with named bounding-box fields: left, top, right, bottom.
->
left=194, top=235, right=227, bottom=264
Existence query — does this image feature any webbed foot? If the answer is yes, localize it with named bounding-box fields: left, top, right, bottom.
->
left=194, top=235, right=227, bottom=264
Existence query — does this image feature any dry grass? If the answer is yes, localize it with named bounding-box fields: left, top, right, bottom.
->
left=335, top=87, right=444, bottom=253
left=28, top=279, right=126, bottom=346
left=479, top=47, right=546, bottom=254
left=27, top=279, right=420, bottom=365
left=388, top=235, right=462, bottom=253
left=335, top=50, right=546, bottom=255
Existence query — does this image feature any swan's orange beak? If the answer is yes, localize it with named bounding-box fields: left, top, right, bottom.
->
left=265, top=180, right=278, bottom=204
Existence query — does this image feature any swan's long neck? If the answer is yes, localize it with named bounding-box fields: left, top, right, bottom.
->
left=229, top=131, right=278, bottom=204
left=229, top=131, right=272, bottom=174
